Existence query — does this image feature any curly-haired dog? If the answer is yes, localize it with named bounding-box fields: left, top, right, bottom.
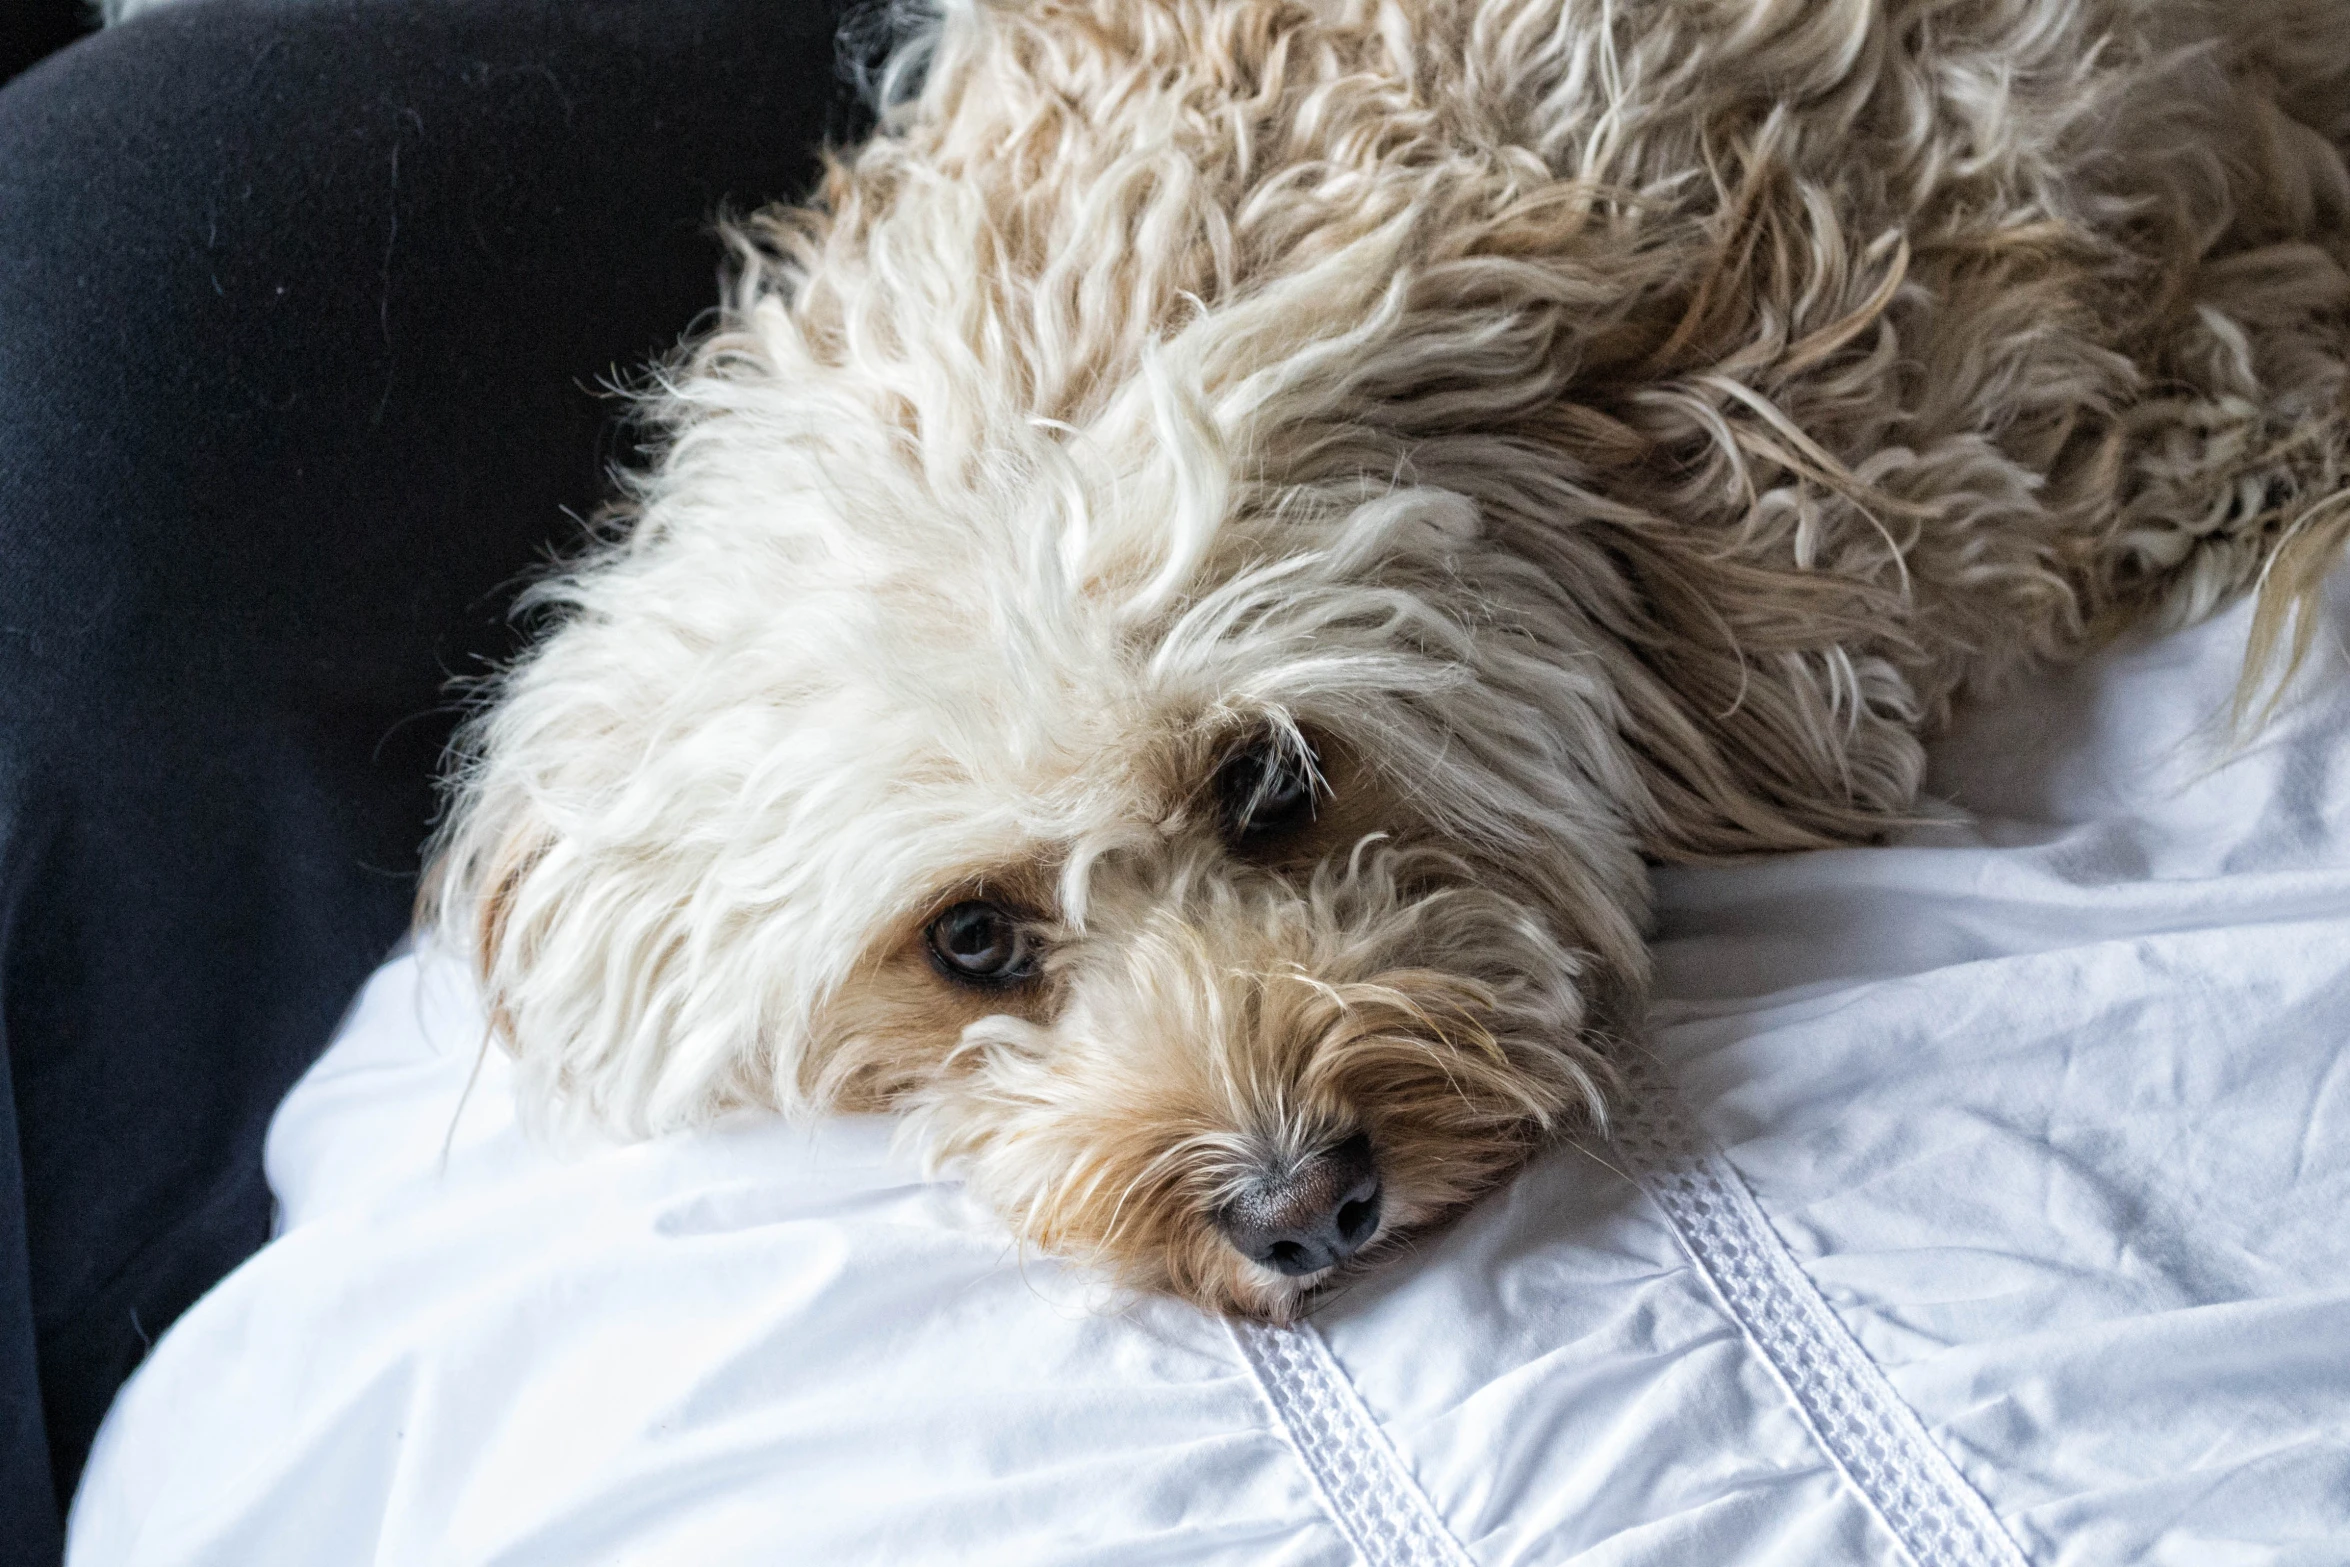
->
left=426, top=0, right=2350, bottom=1319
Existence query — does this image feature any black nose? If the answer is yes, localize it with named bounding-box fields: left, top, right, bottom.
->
left=1217, top=1133, right=1384, bottom=1276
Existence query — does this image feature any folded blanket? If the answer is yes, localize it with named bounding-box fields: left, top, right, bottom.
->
left=66, top=577, right=2350, bottom=1566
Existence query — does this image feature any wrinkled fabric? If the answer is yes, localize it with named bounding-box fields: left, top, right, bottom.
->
left=1646, top=578, right=2350, bottom=1566
left=65, top=577, right=2350, bottom=1566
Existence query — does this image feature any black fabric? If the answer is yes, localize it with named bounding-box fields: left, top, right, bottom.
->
left=0, top=3, right=864, bottom=1557
left=0, top=0, right=97, bottom=87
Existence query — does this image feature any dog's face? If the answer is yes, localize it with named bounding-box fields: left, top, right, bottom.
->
left=836, top=706, right=1613, bottom=1320
left=438, top=332, right=1654, bottom=1316
left=434, top=0, right=1709, bottom=1314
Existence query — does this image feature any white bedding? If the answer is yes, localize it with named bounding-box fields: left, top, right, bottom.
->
left=66, top=578, right=2350, bottom=1567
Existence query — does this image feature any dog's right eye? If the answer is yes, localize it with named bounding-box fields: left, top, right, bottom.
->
left=1216, top=734, right=1321, bottom=842
left=925, top=901, right=1038, bottom=987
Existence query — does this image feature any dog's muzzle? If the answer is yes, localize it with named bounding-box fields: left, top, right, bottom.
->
left=1216, top=1133, right=1384, bottom=1276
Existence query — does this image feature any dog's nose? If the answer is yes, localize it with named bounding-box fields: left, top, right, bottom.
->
left=1218, top=1133, right=1384, bottom=1276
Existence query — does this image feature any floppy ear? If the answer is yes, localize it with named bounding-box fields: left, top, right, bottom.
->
left=415, top=778, right=549, bottom=1053
left=1366, top=144, right=1950, bottom=862
left=1581, top=158, right=1924, bottom=852
left=1577, top=536, right=1929, bottom=860
left=417, top=762, right=678, bottom=1139
left=415, top=669, right=796, bottom=1142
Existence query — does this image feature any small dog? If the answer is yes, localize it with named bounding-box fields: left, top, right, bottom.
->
left=426, top=0, right=2350, bottom=1320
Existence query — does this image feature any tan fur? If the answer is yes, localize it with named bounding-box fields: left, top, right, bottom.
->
left=426, top=0, right=2350, bottom=1318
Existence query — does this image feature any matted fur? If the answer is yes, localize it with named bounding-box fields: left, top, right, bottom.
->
left=425, top=0, right=2350, bottom=1319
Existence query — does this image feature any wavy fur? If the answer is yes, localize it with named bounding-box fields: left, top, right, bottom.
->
left=426, top=0, right=2350, bottom=1317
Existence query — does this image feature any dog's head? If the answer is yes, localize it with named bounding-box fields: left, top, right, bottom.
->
left=429, top=0, right=1930, bottom=1318
left=427, top=223, right=1671, bottom=1317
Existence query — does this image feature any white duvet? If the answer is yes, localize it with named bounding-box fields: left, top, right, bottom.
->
left=67, top=577, right=2350, bottom=1567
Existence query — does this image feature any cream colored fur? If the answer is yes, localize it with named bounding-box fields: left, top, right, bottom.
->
left=426, top=0, right=2350, bottom=1318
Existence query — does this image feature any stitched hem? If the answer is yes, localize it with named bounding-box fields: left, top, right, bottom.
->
left=1610, top=1055, right=2032, bottom=1567
left=1230, top=1317, right=1479, bottom=1567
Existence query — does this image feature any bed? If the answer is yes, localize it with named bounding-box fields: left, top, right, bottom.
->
left=63, top=575, right=2350, bottom=1566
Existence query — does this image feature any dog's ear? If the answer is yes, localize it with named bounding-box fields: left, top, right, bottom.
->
left=1507, top=157, right=1934, bottom=860
left=1586, top=536, right=1929, bottom=859
left=416, top=797, right=549, bottom=1050
left=414, top=781, right=603, bottom=1129
left=415, top=745, right=785, bottom=1141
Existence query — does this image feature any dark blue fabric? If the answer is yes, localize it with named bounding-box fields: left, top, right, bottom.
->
left=0, top=0, right=95, bottom=86
left=0, top=4, right=861, bottom=1557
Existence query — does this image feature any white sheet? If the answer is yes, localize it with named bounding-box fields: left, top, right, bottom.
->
left=66, top=577, right=2350, bottom=1567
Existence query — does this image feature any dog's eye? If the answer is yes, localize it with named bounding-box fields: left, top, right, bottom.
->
left=925, top=901, right=1038, bottom=987
left=1217, top=734, right=1321, bottom=840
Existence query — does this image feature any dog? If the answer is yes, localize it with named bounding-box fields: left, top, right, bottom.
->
left=423, top=0, right=2350, bottom=1321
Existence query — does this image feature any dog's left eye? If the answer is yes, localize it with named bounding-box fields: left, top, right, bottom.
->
left=925, top=901, right=1039, bottom=987
left=1217, top=735, right=1321, bottom=840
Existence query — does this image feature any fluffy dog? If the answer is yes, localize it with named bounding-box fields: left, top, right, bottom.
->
left=425, top=0, right=2350, bottom=1320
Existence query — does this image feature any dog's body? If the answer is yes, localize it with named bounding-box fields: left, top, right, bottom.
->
left=430, top=0, right=2350, bottom=1318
